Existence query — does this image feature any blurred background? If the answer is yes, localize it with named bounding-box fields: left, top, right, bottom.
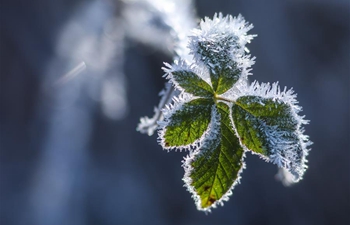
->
left=0, top=0, right=349, bottom=225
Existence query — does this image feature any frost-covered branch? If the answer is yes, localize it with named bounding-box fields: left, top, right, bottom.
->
left=137, top=83, right=179, bottom=135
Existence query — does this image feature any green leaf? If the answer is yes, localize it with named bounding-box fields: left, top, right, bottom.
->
left=171, top=70, right=214, bottom=97
left=162, top=98, right=214, bottom=148
left=232, top=95, right=298, bottom=156
left=186, top=102, right=244, bottom=210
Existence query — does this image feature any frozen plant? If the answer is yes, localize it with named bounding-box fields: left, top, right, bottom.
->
left=139, top=13, right=312, bottom=212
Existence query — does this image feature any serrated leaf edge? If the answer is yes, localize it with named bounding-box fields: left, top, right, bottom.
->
left=157, top=94, right=213, bottom=151
left=182, top=105, right=247, bottom=212
left=234, top=81, right=312, bottom=182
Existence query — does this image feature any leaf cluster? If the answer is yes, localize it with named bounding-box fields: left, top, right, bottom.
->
left=157, top=14, right=311, bottom=212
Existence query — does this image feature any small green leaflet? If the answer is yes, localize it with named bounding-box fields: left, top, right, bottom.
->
left=161, top=98, right=213, bottom=149
left=232, top=96, right=297, bottom=155
left=184, top=102, right=244, bottom=210
left=232, top=95, right=306, bottom=180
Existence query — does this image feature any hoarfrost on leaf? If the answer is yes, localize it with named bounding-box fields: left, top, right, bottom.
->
left=158, top=97, right=214, bottom=151
left=183, top=102, right=245, bottom=211
left=136, top=10, right=312, bottom=212
left=231, top=82, right=312, bottom=181
left=189, top=13, right=256, bottom=94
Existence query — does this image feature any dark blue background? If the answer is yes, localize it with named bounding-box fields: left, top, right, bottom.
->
left=1, top=0, right=349, bottom=225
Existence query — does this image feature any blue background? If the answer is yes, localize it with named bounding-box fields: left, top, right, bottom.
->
left=1, top=0, right=349, bottom=224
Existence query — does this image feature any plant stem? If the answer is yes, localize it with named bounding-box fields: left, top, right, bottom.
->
left=215, top=95, right=236, bottom=103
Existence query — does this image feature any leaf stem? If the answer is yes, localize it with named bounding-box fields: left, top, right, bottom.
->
left=215, top=95, right=236, bottom=103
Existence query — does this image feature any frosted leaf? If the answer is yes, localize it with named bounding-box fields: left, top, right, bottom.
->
left=231, top=82, right=312, bottom=182
left=158, top=96, right=214, bottom=151
left=183, top=102, right=245, bottom=211
left=188, top=13, right=256, bottom=93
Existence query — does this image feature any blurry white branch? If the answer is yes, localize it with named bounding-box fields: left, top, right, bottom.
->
left=123, top=0, right=197, bottom=135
